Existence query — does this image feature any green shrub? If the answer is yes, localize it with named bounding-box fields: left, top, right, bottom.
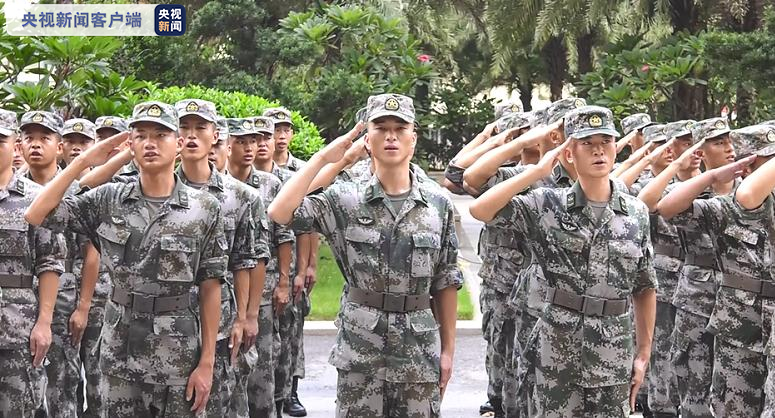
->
left=143, top=85, right=325, bottom=160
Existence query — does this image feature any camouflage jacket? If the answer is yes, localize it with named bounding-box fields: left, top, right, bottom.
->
left=489, top=180, right=657, bottom=387
left=178, top=163, right=268, bottom=340
left=42, top=176, right=228, bottom=385
left=348, top=158, right=432, bottom=185
left=670, top=193, right=773, bottom=353
left=666, top=182, right=732, bottom=318
left=290, top=171, right=463, bottom=383
left=235, top=166, right=295, bottom=306
left=443, top=162, right=464, bottom=189
left=0, top=173, right=66, bottom=349
left=279, top=151, right=306, bottom=173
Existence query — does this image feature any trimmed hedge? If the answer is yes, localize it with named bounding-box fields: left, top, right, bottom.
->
left=143, top=85, right=324, bottom=160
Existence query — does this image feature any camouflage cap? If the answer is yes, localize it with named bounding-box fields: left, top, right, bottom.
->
left=620, top=113, right=654, bottom=136
left=642, top=124, right=668, bottom=143
left=129, top=101, right=178, bottom=131
left=691, top=117, right=730, bottom=144
left=20, top=111, right=63, bottom=133
left=504, top=112, right=532, bottom=131
left=531, top=108, right=548, bottom=128
left=365, top=94, right=415, bottom=124
left=494, top=100, right=523, bottom=119
left=61, top=118, right=97, bottom=141
left=0, top=109, right=18, bottom=136
left=355, top=107, right=368, bottom=124
left=252, top=116, right=275, bottom=135
left=546, top=97, right=587, bottom=125
left=175, top=99, right=218, bottom=123
left=263, top=107, right=294, bottom=127
left=730, top=124, right=775, bottom=158
left=664, top=120, right=695, bottom=141
left=227, top=118, right=256, bottom=136
left=95, top=116, right=129, bottom=133
left=564, top=105, right=620, bottom=140
left=216, top=117, right=229, bottom=142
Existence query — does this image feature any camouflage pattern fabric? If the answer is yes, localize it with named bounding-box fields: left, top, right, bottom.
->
left=278, top=151, right=305, bottom=173
left=78, top=315, right=107, bottom=418
left=128, top=101, right=179, bottom=131
left=648, top=301, right=680, bottom=415
left=95, top=116, right=129, bottom=134
left=494, top=100, right=523, bottom=119
left=488, top=180, right=657, bottom=416
left=690, top=117, right=730, bottom=145
left=0, top=172, right=66, bottom=416
left=563, top=105, right=620, bottom=140
left=669, top=308, right=714, bottom=418
left=40, top=176, right=228, bottom=390
left=61, top=118, right=97, bottom=141
left=620, top=113, right=653, bottom=136
left=290, top=170, right=462, bottom=383
left=730, top=124, right=775, bottom=158
left=545, top=98, right=587, bottom=126
left=100, top=374, right=204, bottom=417
left=364, top=94, right=415, bottom=124
left=263, top=107, right=295, bottom=127
left=247, top=304, right=276, bottom=417
left=20, top=110, right=64, bottom=133
left=664, top=120, right=695, bottom=141
left=0, top=108, right=18, bottom=136
left=335, top=370, right=440, bottom=418
left=669, top=193, right=775, bottom=416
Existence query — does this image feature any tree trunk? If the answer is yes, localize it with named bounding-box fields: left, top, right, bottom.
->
left=542, top=36, right=568, bottom=101
left=518, top=78, right=533, bottom=111
left=576, top=30, right=596, bottom=76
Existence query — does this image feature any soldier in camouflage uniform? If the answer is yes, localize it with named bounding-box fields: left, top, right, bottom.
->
left=470, top=105, right=658, bottom=417
left=656, top=124, right=775, bottom=417
left=173, top=99, right=270, bottom=418
left=249, top=115, right=306, bottom=417
left=95, top=116, right=129, bottom=141
left=18, top=111, right=83, bottom=417
left=209, top=118, right=230, bottom=173
left=494, top=99, right=523, bottom=120
left=0, top=109, right=66, bottom=418
left=25, top=101, right=229, bottom=417
left=269, top=93, right=463, bottom=418
left=654, top=118, right=743, bottom=417
left=225, top=117, right=294, bottom=418
left=620, top=124, right=674, bottom=195
left=264, top=108, right=310, bottom=417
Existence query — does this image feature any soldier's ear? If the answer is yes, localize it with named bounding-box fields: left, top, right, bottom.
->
left=564, top=146, right=574, bottom=163
left=364, top=134, right=372, bottom=153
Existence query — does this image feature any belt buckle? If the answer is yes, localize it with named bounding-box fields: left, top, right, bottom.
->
left=581, top=297, right=605, bottom=316
left=132, top=294, right=155, bottom=313
left=382, top=294, right=405, bottom=312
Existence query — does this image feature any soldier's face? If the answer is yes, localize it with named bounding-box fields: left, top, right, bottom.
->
left=672, top=135, right=701, bottom=170
left=61, top=133, right=95, bottom=165
left=179, top=115, right=217, bottom=162
left=0, top=134, right=13, bottom=173
left=97, top=127, right=121, bottom=141
left=209, top=139, right=229, bottom=172
left=365, top=117, right=416, bottom=166
left=567, top=134, right=615, bottom=178
left=20, top=126, right=60, bottom=169
left=228, top=135, right=257, bottom=167
left=129, top=122, right=181, bottom=172
left=521, top=144, right=541, bottom=165
left=651, top=141, right=674, bottom=170
left=12, top=136, right=24, bottom=169
left=274, top=123, right=293, bottom=153
left=254, top=133, right=274, bottom=163
left=699, top=134, right=735, bottom=169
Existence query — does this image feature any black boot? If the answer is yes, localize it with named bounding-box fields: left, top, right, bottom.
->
left=284, top=377, right=307, bottom=417
left=479, top=400, right=494, bottom=415
left=490, top=398, right=505, bottom=418
left=276, top=400, right=284, bottom=418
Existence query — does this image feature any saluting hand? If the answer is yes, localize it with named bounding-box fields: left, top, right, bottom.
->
left=536, top=138, right=570, bottom=176
left=75, top=131, right=129, bottom=168
left=319, top=122, right=364, bottom=164
left=712, top=154, right=756, bottom=183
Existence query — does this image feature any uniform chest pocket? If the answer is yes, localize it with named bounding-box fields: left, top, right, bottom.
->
left=96, top=222, right=130, bottom=269
left=344, top=225, right=381, bottom=273
left=412, top=233, right=441, bottom=278
left=223, top=216, right=237, bottom=244
left=723, top=225, right=759, bottom=246
left=0, top=225, right=30, bottom=258
left=158, top=235, right=198, bottom=282
left=545, top=230, right=585, bottom=278
left=609, top=240, right=643, bottom=276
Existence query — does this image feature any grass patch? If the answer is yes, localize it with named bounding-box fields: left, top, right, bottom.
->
left=309, top=243, right=475, bottom=320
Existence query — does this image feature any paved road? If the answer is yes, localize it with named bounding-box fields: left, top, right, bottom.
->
left=295, top=332, right=489, bottom=418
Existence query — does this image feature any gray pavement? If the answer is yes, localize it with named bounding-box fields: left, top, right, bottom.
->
left=294, top=332, right=488, bottom=418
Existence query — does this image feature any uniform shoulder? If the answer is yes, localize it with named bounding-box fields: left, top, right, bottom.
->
left=222, top=174, right=259, bottom=201
left=183, top=183, right=221, bottom=212
left=619, top=191, right=649, bottom=215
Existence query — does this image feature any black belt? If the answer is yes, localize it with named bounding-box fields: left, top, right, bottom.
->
left=544, top=288, right=629, bottom=317
left=721, top=276, right=775, bottom=298
left=111, top=286, right=190, bottom=313
left=347, top=287, right=431, bottom=312
left=685, top=254, right=718, bottom=269
left=0, top=274, right=33, bottom=288
left=64, top=259, right=74, bottom=274
left=654, top=244, right=682, bottom=259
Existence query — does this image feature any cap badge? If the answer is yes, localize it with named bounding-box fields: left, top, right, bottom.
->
left=385, top=98, right=400, bottom=111
left=147, top=105, right=162, bottom=117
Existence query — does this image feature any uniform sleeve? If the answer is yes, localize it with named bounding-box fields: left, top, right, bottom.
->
left=40, top=185, right=105, bottom=239
left=634, top=216, right=658, bottom=294
left=289, top=189, right=339, bottom=237
left=480, top=165, right=527, bottom=193
left=228, top=205, right=258, bottom=272
left=250, top=197, right=271, bottom=263
left=486, top=188, right=543, bottom=238
left=444, top=163, right=465, bottom=188
left=197, top=207, right=228, bottom=284
left=33, top=226, right=66, bottom=276
left=431, top=200, right=464, bottom=294
left=668, top=198, right=725, bottom=235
